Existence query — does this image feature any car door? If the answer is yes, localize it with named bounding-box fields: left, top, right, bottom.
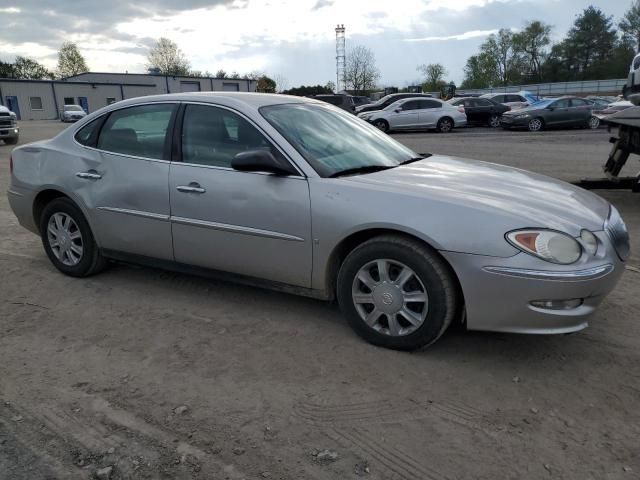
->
left=388, top=100, right=420, bottom=129
left=169, top=103, right=312, bottom=287
left=568, top=98, right=591, bottom=125
left=474, top=98, right=496, bottom=123
left=544, top=99, right=571, bottom=126
left=73, top=102, right=176, bottom=260
left=417, top=100, right=444, bottom=128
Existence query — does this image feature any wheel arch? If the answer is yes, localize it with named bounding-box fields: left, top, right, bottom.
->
left=324, top=228, right=465, bottom=322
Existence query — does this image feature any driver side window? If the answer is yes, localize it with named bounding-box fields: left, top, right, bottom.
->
left=181, top=104, right=286, bottom=168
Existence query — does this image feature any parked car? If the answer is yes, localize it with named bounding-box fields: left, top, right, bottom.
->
left=593, top=100, right=634, bottom=121
left=500, top=96, right=600, bottom=131
left=61, top=105, right=88, bottom=122
left=355, top=93, right=432, bottom=114
left=308, top=94, right=355, bottom=113
left=623, top=52, right=640, bottom=105
left=352, top=96, right=371, bottom=107
left=8, top=93, right=628, bottom=350
left=480, top=92, right=531, bottom=109
left=0, top=104, right=19, bottom=145
left=448, top=97, right=510, bottom=127
left=358, top=97, right=467, bottom=133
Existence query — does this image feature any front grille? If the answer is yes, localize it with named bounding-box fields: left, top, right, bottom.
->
left=0, top=112, right=9, bottom=117
left=606, top=207, right=631, bottom=261
left=0, top=120, right=12, bottom=128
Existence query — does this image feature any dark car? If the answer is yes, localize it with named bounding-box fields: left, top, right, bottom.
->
left=356, top=93, right=432, bottom=114
left=449, top=97, right=510, bottom=127
left=500, top=96, right=600, bottom=132
left=352, top=96, right=371, bottom=107
left=309, top=94, right=355, bottom=113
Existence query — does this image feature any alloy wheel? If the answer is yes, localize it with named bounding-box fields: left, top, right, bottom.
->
left=439, top=118, right=453, bottom=133
left=351, top=259, right=429, bottom=337
left=374, top=120, right=388, bottom=132
left=489, top=114, right=501, bottom=128
left=47, top=212, right=84, bottom=266
left=588, top=116, right=600, bottom=129
left=528, top=118, right=543, bottom=132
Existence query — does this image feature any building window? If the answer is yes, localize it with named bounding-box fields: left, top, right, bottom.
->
left=106, top=97, right=117, bottom=105
left=30, top=97, right=43, bottom=110
left=64, top=97, right=74, bottom=105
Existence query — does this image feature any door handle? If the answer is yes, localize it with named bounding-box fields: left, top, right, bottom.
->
left=176, top=184, right=206, bottom=194
left=76, top=171, right=102, bottom=180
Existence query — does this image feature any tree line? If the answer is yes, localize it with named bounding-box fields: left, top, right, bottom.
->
left=461, top=3, right=640, bottom=89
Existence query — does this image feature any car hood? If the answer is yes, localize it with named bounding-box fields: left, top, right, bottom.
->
left=502, top=104, right=542, bottom=115
left=343, top=155, right=609, bottom=234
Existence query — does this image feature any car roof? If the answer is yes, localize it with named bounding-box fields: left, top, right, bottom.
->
left=111, top=92, right=319, bottom=110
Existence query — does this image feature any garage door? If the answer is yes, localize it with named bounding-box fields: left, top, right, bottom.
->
left=222, top=82, right=240, bottom=92
left=180, top=81, right=201, bottom=92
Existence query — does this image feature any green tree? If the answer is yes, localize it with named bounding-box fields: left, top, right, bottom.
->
left=460, top=52, right=499, bottom=89
left=513, top=21, right=552, bottom=81
left=215, top=69, right=227, bottom=78
left=281, top=85, right=333, bottom=96
left=0, top=60, right=15, bottom=78
left=620, top=0, right=640, bottom=52
left=256, top=75, right=276, bottom=93
left=482, top=29, right=523, bottom=85
left=57, top=41, right=88, bottom=78
left=417, top=63, right=447, bottom=91
left=147, top=37, right=191, bottom=75
left=13, top=56, right=54, bottom=80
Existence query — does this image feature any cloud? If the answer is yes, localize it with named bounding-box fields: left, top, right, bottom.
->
left=311, top=0, right=333, bottom=9
left=0, top=7, right=20, bottom=13
left=404, top=29, right=499, bottom=42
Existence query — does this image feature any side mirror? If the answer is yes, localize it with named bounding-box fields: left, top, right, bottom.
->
left=394, top=108, right=401, bottom=113
left=231, top=150, right=297, bottom=176
left=547, top=106, right=555, bottom=111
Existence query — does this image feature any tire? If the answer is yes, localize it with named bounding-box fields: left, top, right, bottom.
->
left=337, top=235, right=459, bottom=351
left=373, top=119, right=389, bottom=133
left=587, top=116, right=600, bottom=129
left=4, top=137, right=18, bottom=145
left=39, top=197, right=107, bottom=277
left=527, top=117, right=544, bottom=132
left=436, top=117, right=454, bottom=133
left=489, top=114, right=501, bottom=128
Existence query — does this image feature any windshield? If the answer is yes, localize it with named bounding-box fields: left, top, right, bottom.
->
left=529, top=99, right=554, bottom=108
left=65, top=105, right=83, bottom=111
left=260, top=103, right=419, bottom=177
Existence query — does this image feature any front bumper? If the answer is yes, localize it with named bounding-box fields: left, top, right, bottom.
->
left=500, top=116, right=530, bottom=128
left=0, top=125, right=19, bottom=139
left=441, top=232, right=625, bottom=334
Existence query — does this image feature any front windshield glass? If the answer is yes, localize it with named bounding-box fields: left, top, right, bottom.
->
left=530, top=99, right=554, bottom=108
left=260, top=103, right=419, bottom=177
left=65, top=105, right=83, bottom=111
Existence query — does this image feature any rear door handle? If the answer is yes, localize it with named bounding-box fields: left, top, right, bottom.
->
left=76, top=170, right=102, bottom=180
left=176, top=183, right=206, bottom=194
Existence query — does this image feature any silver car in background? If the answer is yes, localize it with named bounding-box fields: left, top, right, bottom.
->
left=357, top=97, right=467, bottom=133
left=61, top=104, right=87, bottom=122
left=8, top=93, right=629, bottom=350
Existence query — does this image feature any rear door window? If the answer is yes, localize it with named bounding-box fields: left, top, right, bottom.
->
left=97, top=104, right=175, bottom=160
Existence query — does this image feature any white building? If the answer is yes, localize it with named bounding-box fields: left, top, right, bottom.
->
left=0, top=72, right=257, bottom=120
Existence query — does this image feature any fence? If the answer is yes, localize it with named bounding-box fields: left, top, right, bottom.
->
left=457, top=79, right=628, bottom=97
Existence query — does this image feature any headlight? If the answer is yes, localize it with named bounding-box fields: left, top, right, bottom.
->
left=580, top=229, right=598, bottom=256
left=358, top=113, right=372, bottom=120
left=514, top=114, right=531, bottom=119
left=506, top=229, right=582, bottom=264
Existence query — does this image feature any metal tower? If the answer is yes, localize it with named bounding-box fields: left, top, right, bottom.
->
left=335, top=24, right=346, bottom=93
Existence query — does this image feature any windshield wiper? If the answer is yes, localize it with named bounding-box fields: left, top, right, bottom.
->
left=329, top=165, right=396, bottom=178
left=399, top=154, right=432, bottom=166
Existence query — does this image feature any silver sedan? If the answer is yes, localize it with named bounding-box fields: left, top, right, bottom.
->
left=8, top=93, right=629, bottom=350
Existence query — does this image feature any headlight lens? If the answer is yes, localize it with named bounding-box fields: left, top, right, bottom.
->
left=515, top=114, right=531, bottom=119
left=506, top=229, right=582, bottom=264
left=580, top=229, right=598, bottom=256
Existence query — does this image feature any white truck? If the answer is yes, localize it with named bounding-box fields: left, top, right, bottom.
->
left=0, top=104, right=19, bottom=145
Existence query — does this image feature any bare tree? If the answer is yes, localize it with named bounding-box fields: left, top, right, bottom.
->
left=272, top=73, right=289, bottom=93
left=57, top=42, right=88, bottom=78
left=417, top=63, right=447, bottom=91
left=215, top=69, right=228, bottom=78
left=345, top=45, right=380, bottom=94
left=147, top=38, right=191, bottom=75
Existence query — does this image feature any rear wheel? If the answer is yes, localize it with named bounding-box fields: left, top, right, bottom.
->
left=4, top=137, right=18, bottom=145
left=337, top=235, right=459, bottom=351
left=489, top=114, right=501, bottom=128
left=40, top=198, right=107, bottom=277
left=528, top=117, right=544, bottom=132
left=437, top=117, right=454, bottom=133
left=373, top=119, right=389, bottom=133
left=587, top=116, right=600, bottom=129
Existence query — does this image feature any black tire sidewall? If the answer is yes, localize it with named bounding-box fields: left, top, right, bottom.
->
left=374, top=119, right=388, bottom=132
left=528, top=118, right=543, bottom=131
left=337, top=240, right=453, bottom=350
left=438, top=117, right=453, bottom=132
left=39, top=198, right=100, bottom=277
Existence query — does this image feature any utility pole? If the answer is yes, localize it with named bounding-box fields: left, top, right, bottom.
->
left=335, top=24, right=346, bottom=93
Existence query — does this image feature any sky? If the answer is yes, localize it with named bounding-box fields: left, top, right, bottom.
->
left=0, top=0, right=634, bottom=88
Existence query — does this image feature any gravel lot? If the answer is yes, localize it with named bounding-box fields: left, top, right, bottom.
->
left=1, top=121, right=639, bottom=480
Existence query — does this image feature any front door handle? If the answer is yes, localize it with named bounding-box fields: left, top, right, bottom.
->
left=76, top=170, right=102, bottom=180
left=176, top=183, right=206, bottom=194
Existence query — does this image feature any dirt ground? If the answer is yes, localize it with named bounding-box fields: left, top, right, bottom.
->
left=1, top=122, right=639, bottom=480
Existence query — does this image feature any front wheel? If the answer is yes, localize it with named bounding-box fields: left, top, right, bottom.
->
left=337, top=235, right=459, bottom=351
left=436, top=117, right=454, bottom=133
left=40, top=198, right=107, bottom=277
left=489, top=114, right=501, bottom=128
left=373, top=119, right=389, bottom=133
left=528, top=118, right=544, bottom=132
left=587, top=116, right=600, bottom=129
